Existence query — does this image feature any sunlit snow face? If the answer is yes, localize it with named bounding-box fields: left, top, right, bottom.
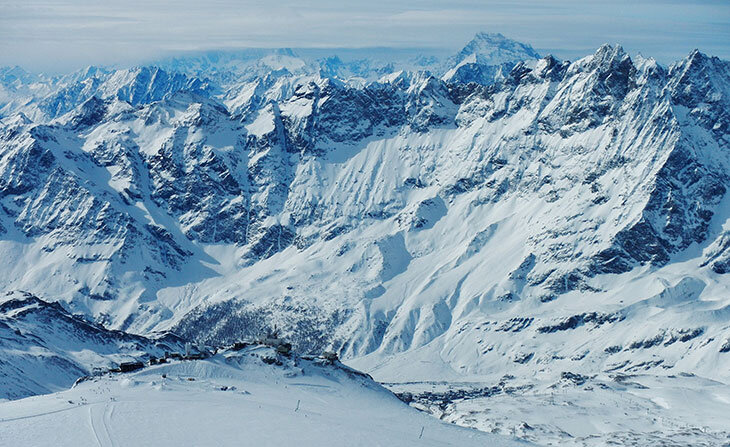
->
left=0, top=0, right=728, bottom=72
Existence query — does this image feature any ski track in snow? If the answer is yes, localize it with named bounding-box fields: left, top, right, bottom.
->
left=88, top=403, right=116, bottom=447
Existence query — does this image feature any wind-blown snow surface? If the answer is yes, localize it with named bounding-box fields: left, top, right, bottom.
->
left=0, top=348, right=521, bottom=447
left=1, top=33, right=730, bottom=444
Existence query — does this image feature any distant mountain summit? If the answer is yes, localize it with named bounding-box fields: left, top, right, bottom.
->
left=450, top=32, right=541, bottom=67
left=443, top=32, right=541, bottom=84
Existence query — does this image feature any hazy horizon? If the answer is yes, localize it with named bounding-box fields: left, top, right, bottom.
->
left=1, top=0, right=729, bottom=73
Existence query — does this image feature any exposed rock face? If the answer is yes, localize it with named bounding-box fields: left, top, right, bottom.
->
left=0, top=39, right=729, bottom=384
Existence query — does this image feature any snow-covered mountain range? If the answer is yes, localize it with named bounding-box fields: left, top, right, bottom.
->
left=1, top=32, right=729, bottom=444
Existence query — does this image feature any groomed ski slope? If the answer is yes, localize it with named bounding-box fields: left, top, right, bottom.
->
left=0, top=346, right=525, bottom=447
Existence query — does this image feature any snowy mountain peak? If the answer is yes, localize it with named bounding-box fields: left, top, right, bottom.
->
left=586, top=44, right=634, bottom=75
left=67, top=65, right=109, bottom=84
left=103, top=65, right=213, bottom=105
left=0, top=65, right=35, bottom=87
left=453, top=32, right=540, bottom=66
left=561, top=44, right=638, bottom=99
left=0, top=111, right=32, bottom=127
left=64, top=95, right=109, bottom=128
left=443, top=32, right=541, bottom=85
left=529, top=54, right=569, bottom=81
left=671, top=48, right=730, bottom=84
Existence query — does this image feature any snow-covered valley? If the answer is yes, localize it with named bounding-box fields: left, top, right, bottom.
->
left=387, top=373, right=730, bottom=446
left=1, top=32, right=730, bottom=444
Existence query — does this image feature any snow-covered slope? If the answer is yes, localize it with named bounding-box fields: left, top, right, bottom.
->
left=0, top=346, right=521, bottom=446
left=388, top=373, right=730, bottom=445
left=1, top=32, right=730, bottom=443
left=0, top=291, right=183, bottom=400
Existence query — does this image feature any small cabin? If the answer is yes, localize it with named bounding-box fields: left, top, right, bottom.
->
left=119, top=361, right=144, bottom=373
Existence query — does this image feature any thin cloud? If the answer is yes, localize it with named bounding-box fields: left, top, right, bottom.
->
left=0, top=0, right=728, bottom=72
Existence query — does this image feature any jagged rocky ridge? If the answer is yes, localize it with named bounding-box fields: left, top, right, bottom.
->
left=0, top=35, right=729, bottom=389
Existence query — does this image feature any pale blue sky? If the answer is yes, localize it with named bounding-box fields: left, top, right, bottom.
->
left=1, top=0, right=728, bottom=72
